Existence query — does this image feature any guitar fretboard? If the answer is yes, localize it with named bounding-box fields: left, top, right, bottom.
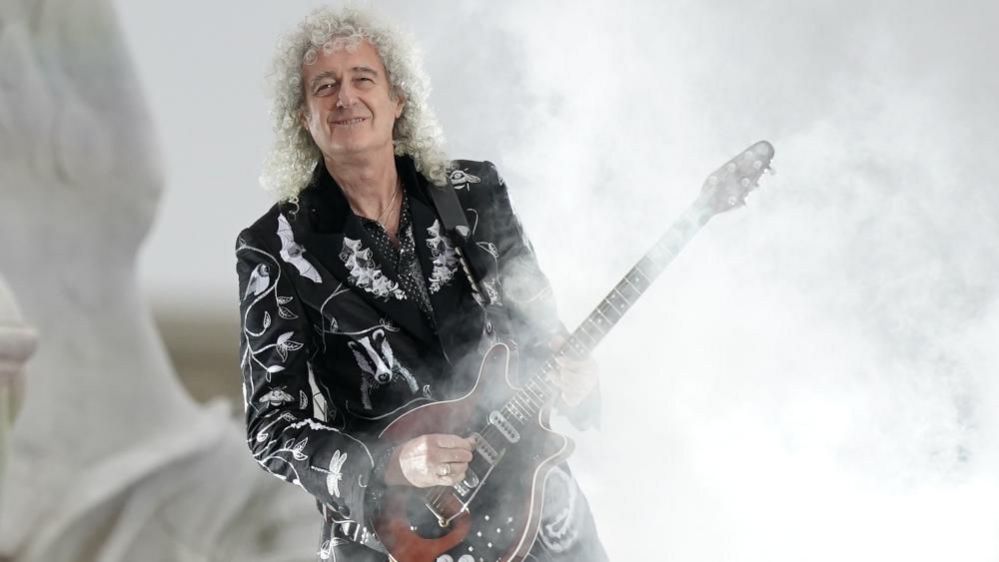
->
left=501, top=194, right=717, bottom=420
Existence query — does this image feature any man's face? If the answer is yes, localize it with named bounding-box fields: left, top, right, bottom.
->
left=300, top=39, right=404, bottom=161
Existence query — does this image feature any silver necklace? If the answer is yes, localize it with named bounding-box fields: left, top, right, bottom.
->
left=374, top=182, right=402, bottom=227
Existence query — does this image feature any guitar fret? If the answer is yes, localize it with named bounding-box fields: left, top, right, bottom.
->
left=526, top=380, right=549, bottom=401
left=612, top=287, right=632, bottom=307
left=505, top=403, right=525, bottom=423
left=598, top=302, right=621, bottom=323
left=537, top=369, right=558, bottom=392
left=515, top=394, right=534, bottom=414
left=574, top=324, right=599, bottom=347
left=585, top=316, right=607, bottom=337
left=567, top=336, right=587, bottom=356
left=593, top=307, right=612, bottom=326
left=617, top=279, right=643, bottom=301
left=604, top=292, right=626, bottom=315
left=631, top=265, right=652, bottom=286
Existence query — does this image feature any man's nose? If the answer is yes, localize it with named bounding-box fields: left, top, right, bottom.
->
left=336, top=82, right=356, bottom=108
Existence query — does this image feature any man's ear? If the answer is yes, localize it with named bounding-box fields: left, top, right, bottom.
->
left=393, top=92, right=406, bottom=119
left=299, top=108, right=309, bottom=129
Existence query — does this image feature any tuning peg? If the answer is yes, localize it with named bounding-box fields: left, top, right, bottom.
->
left=753, top=160, right=763, bottom=170
left=726, top=162, right=737, bottom=173
left=740, top=177, right=751, bottom=188
left=707, top=175, right=719, bottom=186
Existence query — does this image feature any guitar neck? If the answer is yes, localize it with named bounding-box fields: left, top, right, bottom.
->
left=526, top=194, right=716, bottom=402
left=510, top=139, right=774, bottom=411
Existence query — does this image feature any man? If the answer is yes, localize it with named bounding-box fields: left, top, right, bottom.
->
left=236, top=7, right=608, bottom=561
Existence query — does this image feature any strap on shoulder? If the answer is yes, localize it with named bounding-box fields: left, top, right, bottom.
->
left=426, top=181, right=471, bottom=244
left=426, top=179, right=492, bottom=307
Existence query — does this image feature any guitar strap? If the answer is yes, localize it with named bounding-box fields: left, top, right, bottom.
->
left=426, top=180, right=492, bottom=308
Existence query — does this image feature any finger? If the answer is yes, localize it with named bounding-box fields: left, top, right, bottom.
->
left=433, top=434, right=474, bottom=449
left=432, top=448, right=473, bottom=464
left=548, top=335, right=567, bottom=351
left=554, top=355, right=595, bottom=372
left=430, top=449, right=472, bottom=464
left=438, top=465, right=469, bottom=485
left=434, top=462, right=468, bottom=479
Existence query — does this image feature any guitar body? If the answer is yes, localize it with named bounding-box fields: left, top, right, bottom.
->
left=375, top=343, right=574, bottom=562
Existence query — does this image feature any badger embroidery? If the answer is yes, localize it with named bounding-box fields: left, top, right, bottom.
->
left=347, top=328, right=419, bottom=410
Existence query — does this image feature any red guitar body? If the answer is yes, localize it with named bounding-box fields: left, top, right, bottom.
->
left=374, top=343, right=574, bottom=562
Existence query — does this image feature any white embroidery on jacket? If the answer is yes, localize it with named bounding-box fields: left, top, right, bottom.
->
left=277, top=213, right=323, bottom=283
left=347, top=328, right=419, bottom=410
left=538, top=466, right=581, bottom=553
left=339, top=237, right=406, bottom=300
left=242, top=263, right=271, bottom=301
left=325, top=450, right=348, bottom=497
left=258, top=387, right=294, bottom=407
left=425, top=220, right=458, bottom=293
left=449, top=169, right=481, bottom=189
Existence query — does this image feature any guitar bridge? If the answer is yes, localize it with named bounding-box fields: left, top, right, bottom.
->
left=454, top=468, right=480, bottom=496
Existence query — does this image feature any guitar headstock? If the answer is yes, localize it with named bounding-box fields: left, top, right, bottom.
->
left=700, top=140, right=775, bottom=215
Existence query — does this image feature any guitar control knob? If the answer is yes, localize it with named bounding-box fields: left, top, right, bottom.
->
left=436, top=556, right=453, bottom=562
left=458, top=556, right=475, bottom=562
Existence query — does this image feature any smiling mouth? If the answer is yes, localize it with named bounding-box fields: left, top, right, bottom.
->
left=331, top=117, right=368, bottom=126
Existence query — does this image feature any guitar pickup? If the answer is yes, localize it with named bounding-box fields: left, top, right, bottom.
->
left=488, top=410, right=521, bottom=443
left=471, top=432, right=500, bottom=465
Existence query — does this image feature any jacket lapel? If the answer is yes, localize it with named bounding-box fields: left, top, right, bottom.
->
left=290, top=163, right=436, bottom=346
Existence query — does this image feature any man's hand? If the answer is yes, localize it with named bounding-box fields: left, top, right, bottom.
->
left=550, top=335, right=599, bottom=408
left=383, top=434, right=476, bottom=488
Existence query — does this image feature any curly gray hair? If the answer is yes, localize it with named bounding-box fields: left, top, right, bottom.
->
left=260, top=6, right=450, bottom=202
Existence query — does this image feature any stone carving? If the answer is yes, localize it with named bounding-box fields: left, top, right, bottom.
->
left=0, top=275, right=36, bottom=505
left=0, top=1, right=314, bottom=560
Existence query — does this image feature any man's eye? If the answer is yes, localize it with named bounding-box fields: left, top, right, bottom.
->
left=315, top=83, right=335, bottom=95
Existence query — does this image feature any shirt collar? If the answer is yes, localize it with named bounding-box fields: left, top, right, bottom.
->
left=299, top=154, right=432, bottom=235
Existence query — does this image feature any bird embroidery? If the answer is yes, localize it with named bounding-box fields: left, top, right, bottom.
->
left=243, top=263, right=271, bottom=301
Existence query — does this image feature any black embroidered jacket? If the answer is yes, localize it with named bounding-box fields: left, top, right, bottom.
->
left=235, top=157, right=606, bottom=561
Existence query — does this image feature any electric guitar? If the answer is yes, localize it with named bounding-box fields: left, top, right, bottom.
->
left=374, top=140, right=777, bottom=562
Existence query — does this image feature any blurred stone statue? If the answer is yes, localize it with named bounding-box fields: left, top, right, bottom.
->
left=0, top=0, right=314, bottom=560
left=0, top=276, right=36, bottom=502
